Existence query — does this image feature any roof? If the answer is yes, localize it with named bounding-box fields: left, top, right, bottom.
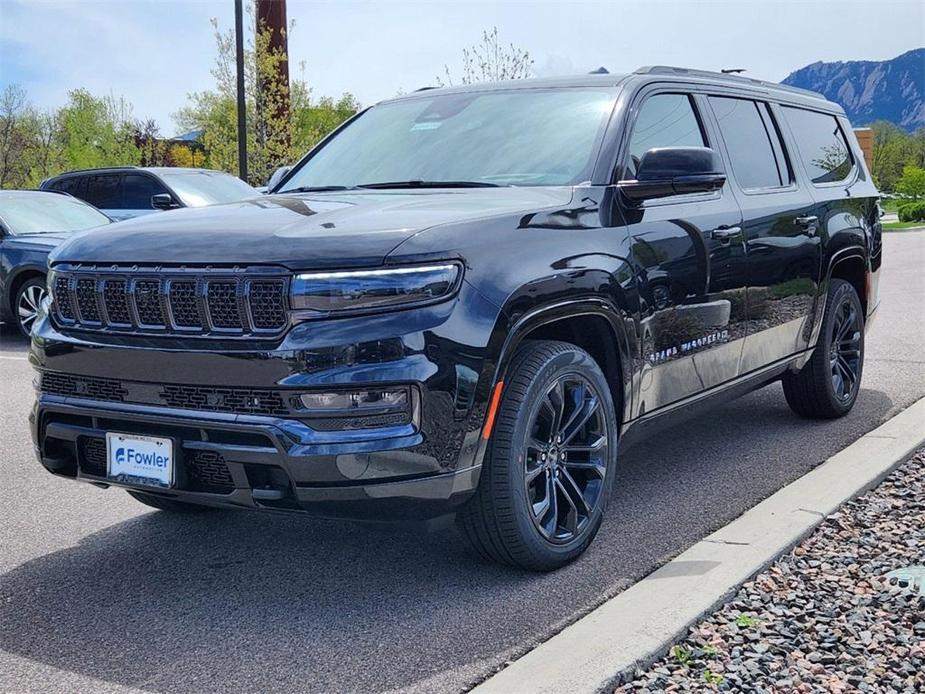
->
left=386, top=65, right=836, bottom=112
left=43, top=166, right=235, bottom=180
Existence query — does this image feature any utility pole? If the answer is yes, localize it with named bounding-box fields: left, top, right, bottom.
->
left=234, top=0, right=248, bottom=182
left=256, top=0, right=290, bottom=147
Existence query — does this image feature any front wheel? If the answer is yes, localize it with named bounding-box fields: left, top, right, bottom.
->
left=458, top=340, right=618, bottom=571
left=15, top=277, right=46, bottom=337
left=782, top=278, right=864, bottom=419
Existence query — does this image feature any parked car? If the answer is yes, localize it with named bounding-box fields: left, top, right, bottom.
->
left=0, top=190, right=111, bottom=336
left=41, top=167, right=259, bottom=221
left=31, top=67, right=881, bottom=571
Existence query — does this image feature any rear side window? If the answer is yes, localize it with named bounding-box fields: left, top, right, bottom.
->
left=628, top=94, right=705, bottom=174
left=709, top=97, right=788, bottom=190
left=123, top=174, right=169, bottom=209
left=82, top=174, right=122, bottom=209
left=782, top=107, right=853, bottom=184
left=48, top=176, right=86, bottom=198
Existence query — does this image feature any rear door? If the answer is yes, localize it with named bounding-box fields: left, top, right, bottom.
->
left=705, top=96, right=822, bottom=373
left=623, top=90, right=750, bottom=414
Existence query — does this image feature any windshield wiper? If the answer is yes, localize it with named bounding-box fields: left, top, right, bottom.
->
left=356, top=180, right=501, bottom=189
left=278, top=185, right=359, bottom=193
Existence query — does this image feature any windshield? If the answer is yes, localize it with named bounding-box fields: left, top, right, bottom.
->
left=159, top=171, right=258, bottom=207
left=0, top=193, right=110, bottom=235
left=280, top=88, right=617, bottom=191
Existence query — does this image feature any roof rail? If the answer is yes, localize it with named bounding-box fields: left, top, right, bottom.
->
left=634, top=65, right=825, bottom=100
left=414, top=86, right=439, bottom=92
left=47, top=165, right=141, bottom=178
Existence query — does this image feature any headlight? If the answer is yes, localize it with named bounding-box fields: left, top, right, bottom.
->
left=290, top=262, right=462, bottom=315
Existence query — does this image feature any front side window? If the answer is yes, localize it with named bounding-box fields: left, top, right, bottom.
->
left=158, top=171, right=257, bottom=207
left=709, top=97, right=786, bottom=190
left=782, top=107, right=853, bottom=184
left=627, top=93, right=705, bottom=176
left=82, top=174, right=122, bottom=209
left=280, top=88, right=617, bottom=190
left=123, top=174, right=169, bottom=209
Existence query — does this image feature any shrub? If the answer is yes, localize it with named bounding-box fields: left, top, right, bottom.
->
left=898, top=201, right=925, bottom=222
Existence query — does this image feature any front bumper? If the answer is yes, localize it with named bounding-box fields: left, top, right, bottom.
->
left=29, top=284, right=501, bottom=520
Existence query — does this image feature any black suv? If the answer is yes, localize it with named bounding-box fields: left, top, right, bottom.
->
left=31, top=67, right=881, bottom=570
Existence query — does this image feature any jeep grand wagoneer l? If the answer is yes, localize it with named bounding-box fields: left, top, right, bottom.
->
left=31, top=67, right=881, bottom=570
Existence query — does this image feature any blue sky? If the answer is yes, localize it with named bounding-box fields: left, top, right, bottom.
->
left=1, top=0, right=922, bottom=136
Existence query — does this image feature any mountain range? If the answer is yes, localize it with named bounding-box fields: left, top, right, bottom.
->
left=781, top=48, right=924, bottom=130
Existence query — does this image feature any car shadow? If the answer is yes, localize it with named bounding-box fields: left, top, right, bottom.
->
left=0, top=385, right=897, bottom=693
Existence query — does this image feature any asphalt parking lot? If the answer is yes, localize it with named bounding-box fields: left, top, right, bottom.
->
left=1, top=231, right=923, bottom=694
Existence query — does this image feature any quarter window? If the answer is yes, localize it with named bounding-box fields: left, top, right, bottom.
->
left=628, top=94, right=705, bottom=176
left=709, top=97, right=787, bottom=190
left=782, top=107, right=853, bottom=184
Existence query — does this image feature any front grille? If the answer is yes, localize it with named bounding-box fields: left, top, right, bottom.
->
left=41, top=372, right=128, bottom=401
left=51, top=267, right=288, bottom=337
left=161, top=384, right=289, bottom=416
left=185, top=450, right=234, bottom=493
left=78, top=436, right=107, bottom=476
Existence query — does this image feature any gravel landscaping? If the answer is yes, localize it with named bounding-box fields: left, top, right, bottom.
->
left=615, top=448, right=925, bottom=693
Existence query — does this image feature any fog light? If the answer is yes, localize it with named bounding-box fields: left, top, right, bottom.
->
left=298, top=387, right=409, bottom=413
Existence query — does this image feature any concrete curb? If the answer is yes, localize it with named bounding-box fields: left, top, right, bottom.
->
left=470, top=397, right=925, bottom=694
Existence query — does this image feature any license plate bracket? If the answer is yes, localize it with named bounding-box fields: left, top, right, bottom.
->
left=106, top=432, right=174, bottom=488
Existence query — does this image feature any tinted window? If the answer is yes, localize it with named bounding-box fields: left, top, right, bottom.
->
left=48, top=176, right=86, bottom=197
left=280, top=89, right=617, bottom=190
left=82, top=174, right=122, bottom=209
left=782, top=107, right=853, bottom=184
left=709, top=97, right=785, bottom=189
left=628, top=94, right=705, bottom=174
left=123, top=173, right=168, bottom=209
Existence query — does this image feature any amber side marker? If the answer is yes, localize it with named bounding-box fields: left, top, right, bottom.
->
left=482, top=381, right=505, bottom=440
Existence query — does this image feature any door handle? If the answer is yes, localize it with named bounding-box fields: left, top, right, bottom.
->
left=794, top=215, right=819, bottom=234
left=710, top=225, right=742, bottom=241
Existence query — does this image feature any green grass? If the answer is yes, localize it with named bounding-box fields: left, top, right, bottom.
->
left=883, top=221, right=925, bottom=231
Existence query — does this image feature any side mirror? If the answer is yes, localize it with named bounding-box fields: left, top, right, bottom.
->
left=619, top=147, right=726, bottom=203
left=151, top=193, right=179, bottom=211
left=267, top=165, right=292, bottom=193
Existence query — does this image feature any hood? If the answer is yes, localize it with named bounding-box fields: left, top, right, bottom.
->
left=50, top=188, right=574, bottom=270
left=4, top=232, right=74, bottom=250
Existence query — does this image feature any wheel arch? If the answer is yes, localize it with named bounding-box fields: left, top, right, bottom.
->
left=827, top=247, right=868, bottom=317
left=6, top=265, right=47, bottom=319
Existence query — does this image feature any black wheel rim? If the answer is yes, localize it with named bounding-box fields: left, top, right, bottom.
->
left=523, top=375, right=609, bottom=544
left=17, top=284, right=45, bottom=334
left=829, top=296, right=862, bottom=402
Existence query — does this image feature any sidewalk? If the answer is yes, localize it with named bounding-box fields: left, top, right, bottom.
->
left=614, top=448, right=925, bottom=692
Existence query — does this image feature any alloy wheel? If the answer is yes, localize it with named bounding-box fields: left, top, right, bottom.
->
left=523, top=375, right=609, bottom=544
left=829, top=295, right=862, bottom=402
left=17, top=284, right=46, bottom=334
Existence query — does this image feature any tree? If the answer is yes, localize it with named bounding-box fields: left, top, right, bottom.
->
left=0, top=84, right=36, bottom=188
left=895, top=164, right=925, bottom=199
left=438, top=27, right=533, bottom=86
left=57, top=89, right=140, bottom=171
left=869, top=120, right=925, bottom=193
left=174, top=4, right=359, bottom=186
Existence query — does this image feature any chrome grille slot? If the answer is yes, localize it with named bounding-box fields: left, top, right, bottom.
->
left=75, top=278, right=101, bottom=322
left=168, top=280, right=201, bottom=328
left=102, top=279, right=131, bottom=324
left=50, top=267, right=288, bottom=338
left=134, top=279, right=165, bottom=326
left=206, top=280, right=243, bottom=329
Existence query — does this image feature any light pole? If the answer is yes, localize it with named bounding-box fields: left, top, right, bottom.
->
left=234, top=0, right=248, bottom=182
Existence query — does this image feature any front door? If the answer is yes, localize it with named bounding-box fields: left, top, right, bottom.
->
left=623, top=91, right=750, bottom=415
left=705, top=96, right=822, bottom=373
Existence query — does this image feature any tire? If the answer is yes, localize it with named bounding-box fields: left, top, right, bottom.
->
left=127, top=490, right=214, bottom=513
left=782, top=279, right=864, bottom=419
left=458, top=340, right=618, bottom=571
left=14, top=276, right=46, bottom=337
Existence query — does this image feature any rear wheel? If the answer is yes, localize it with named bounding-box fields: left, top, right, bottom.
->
left=782, top=278, right=864, bottom=419
left=127, top=490, right=214, bottom=513
left=458, top=340, right=618, bottom=571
